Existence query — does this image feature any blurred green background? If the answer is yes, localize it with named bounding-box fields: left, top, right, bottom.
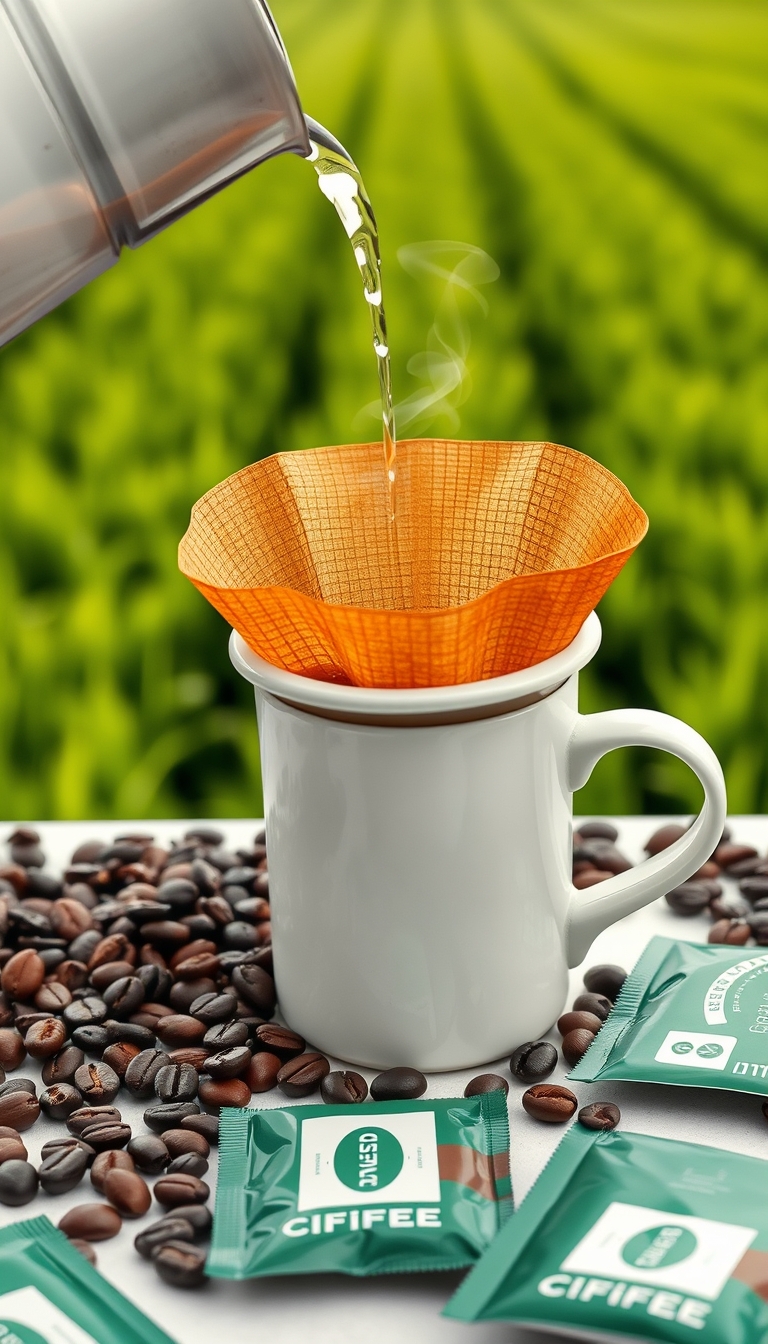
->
left=1, top=0, right=767, bottom=821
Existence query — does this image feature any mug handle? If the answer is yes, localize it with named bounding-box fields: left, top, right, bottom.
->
left=564, top=708, right=727, bottom=966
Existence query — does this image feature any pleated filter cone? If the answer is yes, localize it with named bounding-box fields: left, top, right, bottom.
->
left=178, top=439, right=648, bottom=689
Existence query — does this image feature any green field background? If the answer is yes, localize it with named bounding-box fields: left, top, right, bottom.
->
left=1, top=0, right=767, bottom=821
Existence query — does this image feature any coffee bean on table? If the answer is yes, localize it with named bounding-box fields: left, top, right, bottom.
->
left=571, top=993, right=613, bottom=1021
left=252, top=1023, right=304, bottom=1060
left=124, top=1050, right=167, bottom=1099
left=583, top=964, right=627, bottom=1000
left=166, top=1153, right=208, bottom=1178
left=42, top=1046, right=85, bottom=1086
left=34, top=982, right=72, bottom=1013
left=562, top=1029, right=596, bottom=1066
left=522, top=1084, right=578, bottom=1123
left=246, top=1052, right=281, bottom=1094
left=127, top=1134, right=169, bottom=1177
left=90, top=1149, right=135, bottom=1192
left=665, top=883, right=711, bottom=917
left=39, top=1145, right=89, bottom=1195
left=154, top=1173, right=210, bottom=1208
left=163, top=1130, right=209, bottom=1160
left=74, top=1062, right=120, bottom=1105
left=101, top=1041, right=141, bottom=1079
left=42, top=1138, right=95, bottom=1166
left=0, top=1079, right=36, bottom=1098
left=579, top=1102, right=621, bottom=1131
left=2, top=950, right=45, bottom=1000
left=274, top=1054, right=330, bottom=1100
left=0, top=1137, right=27, bottom=1165
left=180, top=1114, right=219, bottom=1145
left=198, top=1078, right=251, bottom=1111
left=155, top=1015, right=206, bottom=1047
left=67, top=1105, right=121, bottom=1136
left=231, top=964, right=276, bottom=1014
left=103, top=976, right=145, bottom=1018
left=79, top=1122, right=132, bottom=1152
left=369, top=1067, right=427, bottom=1102
left=203, top=1021, right=250, bottom=1051
left=168, top=1047, right=209, bottom=1071
left=103, top=1167, right=151, bottom=1218
left=0, top=1030, right=26, bottom=1071
left=203, top=1047, right=251, bottom=1081
left=172, top=1203, right=212, bottom=1236
left=63, top=997, right=108, bottom=1031
left=143, top=1103, right=201, bottom=1134
left=135, top=1217, right=196, bottom=1260
left=70, top=1238, right=97, bottom=1267
left=557, top=1011, right=603, bottom=1037
left=104, top=1021, right=156, bottom=1050
left=645, top=823, right=687, bottom=854
left=59, top=1204, right=122, bottom=1241
left=0, top=1092, right=39, bottom=1132
left=40, top=1084, right=83, bottom=1121
left=155, top=1063, right=199, bottom=1104
left=510, top=1041, right=558, bottom=1083
left=189, top=992, right=236, bottom=1025
left=71, top=1026, right=111, bottom=1055
left=0, top=1160, right=38, bottom=1205
left=153, top=1240, right=208, bottom=1289
left=320, top=1071, right=369, bottom=1104
left=709, top=919, right=751, bottom=946
left=464, top=1073, right=510, bottom=1098
left=710, top=892, right=751, bottom=921
left=578, top=821, right=619, bottom=841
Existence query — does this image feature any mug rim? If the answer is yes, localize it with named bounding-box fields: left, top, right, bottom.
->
left=229, top=611, right=602, bottom=717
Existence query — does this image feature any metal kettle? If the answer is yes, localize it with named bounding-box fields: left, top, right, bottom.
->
left=0, top=0, right=314, bottom=347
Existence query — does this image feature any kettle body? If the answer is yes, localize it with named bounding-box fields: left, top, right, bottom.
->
left=0, top=0, right=310, bottom=346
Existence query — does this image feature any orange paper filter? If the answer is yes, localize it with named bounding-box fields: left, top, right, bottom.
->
left=178, top=439, right=647, bottom=688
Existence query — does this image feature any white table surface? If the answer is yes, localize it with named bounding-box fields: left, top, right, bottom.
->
left=2, top=816, right=767, bottom=1344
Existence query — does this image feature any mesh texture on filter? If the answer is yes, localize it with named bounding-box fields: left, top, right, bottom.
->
left=178, top=439, right=648, bottom=688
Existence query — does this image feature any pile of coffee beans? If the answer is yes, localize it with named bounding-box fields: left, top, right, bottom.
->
left=644, top=822, right=768, bottom=946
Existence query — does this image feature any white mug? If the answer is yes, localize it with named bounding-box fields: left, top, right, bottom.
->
left=231, top=614, right=726, bottom=1071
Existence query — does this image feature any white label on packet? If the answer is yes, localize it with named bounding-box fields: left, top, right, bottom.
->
left=297, top=1110, right=440, bottom=1212
left=0, top=1285, right=97, bottom=1344
left=654, top=1030, right=737, bottom=1071
left=562, top=1202, right=756, bottom=1301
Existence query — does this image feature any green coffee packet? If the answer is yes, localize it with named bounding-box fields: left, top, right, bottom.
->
left=0, top=1214, right=175, bottom=1344
left=569, top=936, right=768, bottom=1095
left=446, top=1126, right=768, bottom=1342
left=209, top=1093, right=512, bottom=1278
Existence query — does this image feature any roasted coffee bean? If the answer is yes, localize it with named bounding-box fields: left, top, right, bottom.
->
left=578, top=821, right=618, bottom=841
left=67, top=1105, right=122, bottom=1136
left=127, top=1134, right=169, bottom=1174
left=41, top=1137, right=94, bottom=1165
left=252, top=1023, right=304, bottom=1061
left=583, top=962, right=627, bottom=1001
left=645, top=823, right=687, bottom=854
left=73, top=1061, right=120, bottom=1105
left=89, top=961, right=135, bottom=994
left=153, top=1240, right=207, bottom=1289
left=572, top=868, right=611, bottom=889
left=102, top=976, right=145, bottom=1019
left=155, top=880, right=198, bottom=911
left=39, top=1145, right=89, bottom=1194
left=198, top=1078, right=251, bottom=1110
left=103, top=1167, right=151, bottom=1218
left=510, top=1041, right=558, bottom=1083
left=169, top=978, right=216, bottom=1015
left=189, top=991, right=236, bottom=1025
left=1, top=950, right=45, bottom=1000
left=49, top=898, right=94, bottom=940
left=716, top=842, right=759, bottom=870
left=34, top=982, right=72, bottom=1013
left=101, top=1041, right=140, bottom=1078
left=203, top=1046, right=251, bottom=1080
left=579, top=1102, right=621, bottom=1131
left=68, top=933, right=101, bottom=965
left=562, top=1029, right=596, bottom=1066
left=463, top=1073, right=510, bottom=1098
left=163, top=1129, right=210, bottom=1160
left=143, top=1102, right=201, bottom=1134
left=167, top=1047, right=209, bottom=1071
left=90, top=1149, right=135, bottom=1192
left=64, top=997, right=108, bottom=1030
left=172, top=1203, right=212, bottom=1235
left=0, top=1160, right=38, bottom=1205
left=39, top=950, right=66, bottom=972
left=142, top=921, right=191, bottom=949
left=709, top=919, right=751, bottom=945
left=136, top=964, right=173, bottom=1001
left=58, top=1203, right=122, bottom=1241
left=727, top=857, right=764, bottom=879
left=103, top=1020, right=155, bottom=1049
left=40, top=1084, right=83, bottom=1121
left=0, top=1031, right=25, bottom=1071
left=197, top=896, right=234, bottom=927
left=167, top=1153, right=208, bottom=1178
left=0, top=1137, right=27, bottom=1165
left=70, top=1239, right=98, bottom=1266
left=15, top=1010, right=54, bottom=1035
left=246, top=1051, right=281, bottom=1093
left=124, top=1049, right=166, bottom=1099
left=749, top=914, right=768, bottom=946
left=522, top=1084, right=578, bottom=1123
left=739, top=876, right=768, bottom=902
left=25, top=1017, right=66, bottom=1059
left=71, top=1026, right=110, bottom=1054
left=0, top=1092, right=39, bottom=1132
left=88, top=935, right=134, bottom=970
left=180, top=1114, right=218, bottom=1145
left=79, top=1121, right=132, bottom=1152
left=571, top=992, right=613, bottom=1021
left=710, top=891, right=750, bottom=920
left=0, top=1078, right=35, bottom=1098
left=155, top=1063, right=199, bottom=1104
left=222, top=921, right=258, bottom=950
left=154, top=1172, right=210, bottom=1208
left=320, top=1070, right=369, bottom=1104
left=135, top=1217, right=196, bottom=1260
left=56, top=960, right=89, bottom=992
left=369, top=1066, right=426, bottom=1102
left=665, top=882, right=711, bottom=916
left=557, top=1011, right=603, bottom=1037
left=173, top=955, right=220, bottom=983
left=231, top=964, right=276, bottom=1014
left=155, top=1015, right=206, bottom=1047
